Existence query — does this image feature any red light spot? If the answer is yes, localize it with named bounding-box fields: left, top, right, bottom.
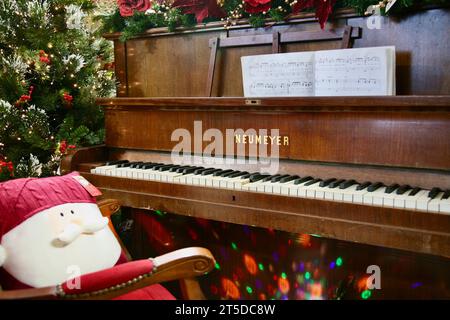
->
left=244, top=254, right=258, bottom=275
left=221, top=278, right=240, bottom=300
left=278, top=277, right=290, bottom=295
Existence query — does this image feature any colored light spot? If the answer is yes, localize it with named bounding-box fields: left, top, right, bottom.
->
left=259, top=293, right=266, bottom=300
left=154, top=210, right=164, bottom=216
left=311, top=234, right=321, bottom=238
left=246, top=286, right=253, bottom=294
left=258, top=263, right=264, bottom=271
left=215, top=262, right=221, bottom=270
left=357, top=276, right=369, bottom=292
left=336, top=257, right=343, bottom=267
left=305, top=272, right=311, bottom=280
left=310, top=283, right=323, bottom=300
left=296, top=274, right=304, bottom=285
left=221, top=278, right=240, bottom=300
left=361, top=290, right=372, bottom=300
left=329, top=261, right=336, bottom=269
left=281, top=272, right=287, bottom=279
left=244, top=254, right=257, bottom=275
left=299, top=262, right=305, bottom=271
left=278, top=277, right=290, bottom=295
left=231, top=242, right=238, bottom=250
left=411, top=282, right=422, bottom=289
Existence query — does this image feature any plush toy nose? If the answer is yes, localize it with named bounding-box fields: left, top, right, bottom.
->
left=57, top=223, right=83, bottom=244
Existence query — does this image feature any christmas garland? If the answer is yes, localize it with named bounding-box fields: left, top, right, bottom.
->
left=100, top=0, right=448, bottom=41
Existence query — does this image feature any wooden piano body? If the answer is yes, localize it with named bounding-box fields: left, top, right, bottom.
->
left=62, top=7, right=450, bottom=298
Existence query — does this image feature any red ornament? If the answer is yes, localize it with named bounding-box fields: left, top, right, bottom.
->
left=243, top=0, right=271, bottom=14
left=38, top=50, right=51, bottom=64
left=117, top=0, right=152, bottom=17
left=292, top=0, right=336, bottom=29
left=172, top=0, right=226, bottom=23
left=0, top=161, right=14, bottom=176
left=15, top=86, right=34, bottom=106
left=63, top=92, right=74, bottom=102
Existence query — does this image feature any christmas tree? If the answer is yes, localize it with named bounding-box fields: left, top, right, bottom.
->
left=0, top=0, right=116, bottom=181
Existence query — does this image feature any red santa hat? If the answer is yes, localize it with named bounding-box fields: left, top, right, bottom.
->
left=0, top=172, right=97, bottom=241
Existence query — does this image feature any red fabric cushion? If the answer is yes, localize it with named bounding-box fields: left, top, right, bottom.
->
left=114, top=284, right=176, bottom=300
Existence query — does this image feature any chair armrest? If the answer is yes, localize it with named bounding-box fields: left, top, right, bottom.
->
left=97, top=199, right=120, bottom=218
left=0, top=247, right=215, bottom=300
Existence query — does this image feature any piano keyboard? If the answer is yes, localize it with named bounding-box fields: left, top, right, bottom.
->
left=91, top=161, right=450, bottom=214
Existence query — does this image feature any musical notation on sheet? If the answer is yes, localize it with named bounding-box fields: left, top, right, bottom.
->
left=242, top=52, right=315, bottom=97
left=314, top=46, right=395, bottom=96
left=241, top=46, right=396, bottom=97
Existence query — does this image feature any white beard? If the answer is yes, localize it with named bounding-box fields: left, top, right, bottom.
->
left=1, top=203, right=121, bottom=288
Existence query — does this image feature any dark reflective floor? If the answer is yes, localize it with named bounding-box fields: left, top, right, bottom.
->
left=116, top=209, right=450, bottom=300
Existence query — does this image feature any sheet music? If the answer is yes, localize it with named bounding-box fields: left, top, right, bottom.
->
left=241, top=46, right=396, bottom=97
left=241, top=52, right=315, bottom=97
left=314, top=46, right=395, bottom=96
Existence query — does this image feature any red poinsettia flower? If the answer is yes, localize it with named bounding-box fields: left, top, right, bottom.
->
left=292, top=0, right=336, bottom=29
left=117, top=0, right=152, bottom=17
left=244, top=0, right=272, bottom=14
left=172, top=0, right=226, bottom=23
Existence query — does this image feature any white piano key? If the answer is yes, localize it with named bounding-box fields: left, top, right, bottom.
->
left=404, top=190, right=428, bottom=210
left=428, top=192, right=444, bottom=213
left=393, top=189, right=414, bottom=209
left=416, top=191, right=431, bottom=211
left=280, top=181, right=296, bottom=196
left=439, top=195, right=450, bottom=214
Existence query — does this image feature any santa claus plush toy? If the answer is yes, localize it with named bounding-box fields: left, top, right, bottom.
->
left=0, top=172, right=174, bottom=299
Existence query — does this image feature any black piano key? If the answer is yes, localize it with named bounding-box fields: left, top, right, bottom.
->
left=159, top=164, right=178, bottom=171
left=250, top=174, right=271, bottom=183
left=329, top=179, right=346, bottom=189
left=260, top=174, right=278, bottom=182
left=304, top=178, right=322, bottom=186
left=135, top=162, right=153, bottom=169
left=105, top=160, right=129, bottom=166
left=279, top=175, right=300, bottom=183
left=176, top=166, right=193, bottom=173
left=294, top=176, right=313, bottom=185
left=409, top=187, right=422, bottom=196
left=143, top=163, right=160, bottom=169
left=428, top=187, right=442, bottom=199
left=221, top=170, right=240, bottom=177
left=367, top=182, right=384, bottom=192
left=118, top=162, right=132, bottom=168
left=385, top=184, right=399, bottom=194
left=228, top=171, right=248, bottom=178
left=170, top=165, right=189, bottom=172
left=193, top=167, right=212, bottom=175
left=213, top=169, right=233, bottom=177
left=201, top=168, right=222, bottom=176
left=182, top=167, right=203, bottom=174
left=270, top=175, right=289, bottom=183
left=241, top=172, right=259, bottom=179
left=396, top=185, right=412, bottom=195
left=152, top=164, right=167, bottom=170
left=339, top=179, right=357, bottom=189
left=356, top=181, right=371, bottom=191
left=442, top=190, right=450, bottom=200
left=319, top=178, right=336, bottom=188
left=129, top=162, right=144, bottom=168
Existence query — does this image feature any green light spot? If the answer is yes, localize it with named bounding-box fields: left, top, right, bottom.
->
left=215, top=262, right=220, bottom=270
left=154, top=210, right=164, bottom=216
left=231, top=242, right=238, bottom=250
left=310, top=234, right=321, bottom=238
left=246, top=286, right=253, bottom=294
left=281, top=272, right=287, bottom=279
left=336, top=257, right=343, bottom=267
left=361, top=290, right=372, bottom=300
left=258, top=263, right=264, bottom=271
left=305, top=272, right=311, bottom=280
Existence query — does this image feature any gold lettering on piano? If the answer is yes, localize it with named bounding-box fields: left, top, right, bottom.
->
left=235, top=134, right=289, bottom=146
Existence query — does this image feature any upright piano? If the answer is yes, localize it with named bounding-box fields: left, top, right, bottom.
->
left=62, top=8, right=450, bottom=298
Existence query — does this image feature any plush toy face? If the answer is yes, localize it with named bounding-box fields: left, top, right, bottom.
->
left=0, top=203, right=121, bottom=288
